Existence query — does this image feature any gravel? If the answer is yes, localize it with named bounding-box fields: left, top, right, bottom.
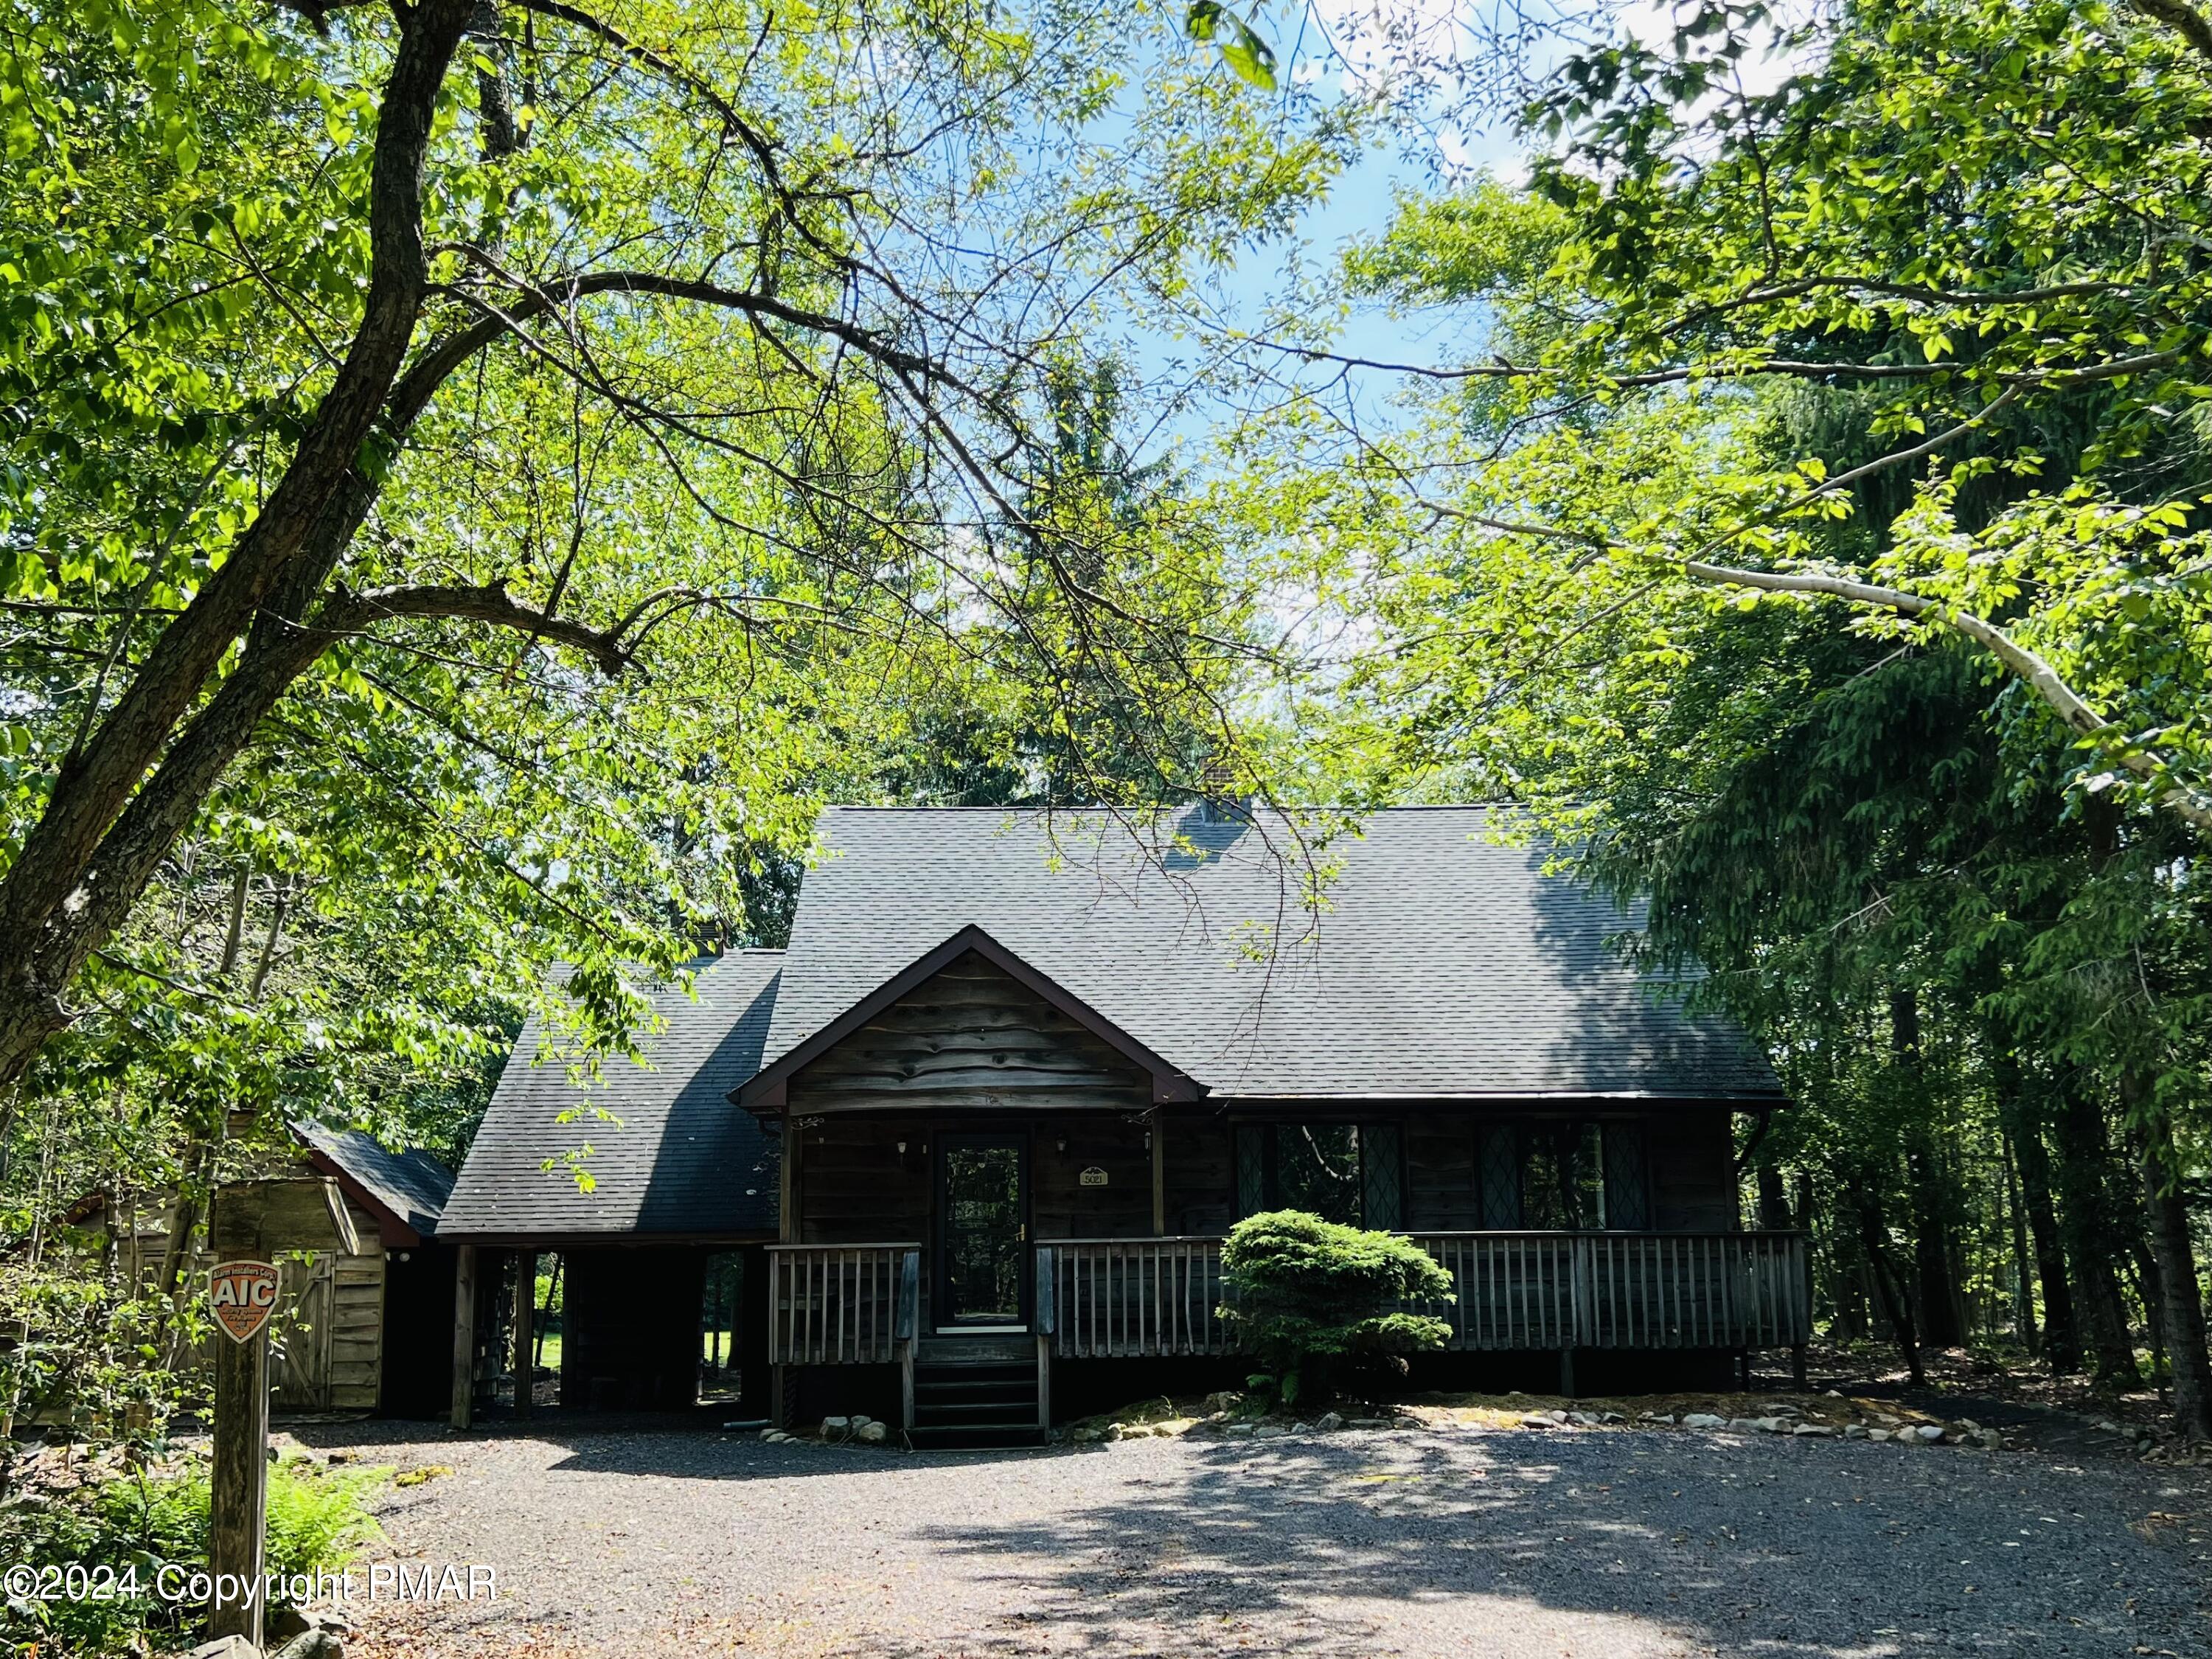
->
left=307, top=1420, right=2212, bottom=1658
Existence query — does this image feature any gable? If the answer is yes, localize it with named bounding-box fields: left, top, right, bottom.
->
left=788, top=950, right=1150, bottom=1114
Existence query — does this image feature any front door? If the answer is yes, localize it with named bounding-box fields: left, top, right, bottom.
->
left=936, top=1134, right=1027, bottom=1329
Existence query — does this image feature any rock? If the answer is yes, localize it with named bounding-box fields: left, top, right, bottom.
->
left=1874, top=1412, right=1903, bottom=1426
left=855, top=1421, right=888, bottom=1444
left=819, top=1416, right=850, bottom=1440
left=1102, top=1423, right=1125, bottom=1442
left=1254, top=1423, right=1290, bottom=1439
left=1547, top=1410, right=1571, bottom=1424
left=190, top=1640, right=261, bottom=1659
left=1682, top=1413, right=1727, bottom=1429
left=272, top=1635, right=344, bottom=1659
left=1969, top=1428, right=2003, bottom=1450
left=1567, top=1411, right=1601, bottom=1427
left=1315, top=1411, right=1344, bottom=1431
left=1520, top=1413, right=1558, bottom=1429
left=1792, top=1424, right=1834, bottom=1438
left=1955, top=1418, right=1981, bottom=1433
left=1204, top=1391, right=1242, bottom=1413
left=1225, top=1422, right=1256, bottom=1437
left=2092, top=1417, right=2124, bottom=1435
left=1913, top=1425, right=1945, bottom=1442
left=1865, top=1428, right=1891, bottom=1441
left=1644, top=1413, right=1676, bottom=1425
left=1598, top=1411, right=1626, bottom=1425
left=1824, top=1388, right=1844, bottom=1398
left=1348, top=1416, right=1388, bottom=1428
left=1843, top=1424, right=1868, bottom=1440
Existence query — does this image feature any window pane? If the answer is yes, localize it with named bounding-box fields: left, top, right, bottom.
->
left=1603, top=1124, right=1650, bottom=1230
left=1275, top=1124, right=1361, bottom=1225
left=1481, top=1126, right=1520, bottom=1228
left=1521, top=1124, right=1602, bottom=1229
left=1234, top=1124, right=1266, bottom=1219
left=1360, top=1122, right=1403, bottom=1230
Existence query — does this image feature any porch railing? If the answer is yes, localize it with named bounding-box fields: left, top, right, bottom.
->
left=1037, top=1237, right=1228, bottom=1359
left=766, top=1243, right=919, bottom=1366
left=1032, top=1231, right=1808, bottom=1360
left=1409, top=1231, right=1809, bottom=1352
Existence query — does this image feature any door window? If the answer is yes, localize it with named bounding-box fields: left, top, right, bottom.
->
left=941, top=1138, right=1023, bottom=1325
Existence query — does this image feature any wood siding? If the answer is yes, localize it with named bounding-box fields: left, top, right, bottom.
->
left=796, top=1118, right=931, bottom=1246
left=1649, top=1111, right=1740, bottom=1231
left=269, top=1198, right=385, bottom=1412
left=1405, top=1115, right=1481, bottom=1231
left=787, top=953, right=1149, bottom=1115
left=1164, top=1117, right=1234, bottom=1236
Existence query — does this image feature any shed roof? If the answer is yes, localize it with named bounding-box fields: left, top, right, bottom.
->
left=292, top=1121, right=454, bottom=1241
left=759, top=806, right=1781, bottom=1102
left=439, top=952, right=784, bottom=1241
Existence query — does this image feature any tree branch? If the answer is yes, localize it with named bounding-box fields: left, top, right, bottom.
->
left=1677, top=558, right=2212, bottom=834
left=328, top=580, right=641, bottom=673
left=2134, top=0, right=2212, bottom=64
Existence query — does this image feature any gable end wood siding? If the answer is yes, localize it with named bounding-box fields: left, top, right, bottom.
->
left=787, top=953, right=1151, bottom=1116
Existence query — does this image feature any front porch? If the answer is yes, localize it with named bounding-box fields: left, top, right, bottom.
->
left=768, top=1231, right=1812, bottom=1438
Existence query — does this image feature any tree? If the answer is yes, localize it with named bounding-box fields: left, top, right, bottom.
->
left=1246, top=0, right=2212, bottom=1435
left=0, top=0, right=1354, bottom=1091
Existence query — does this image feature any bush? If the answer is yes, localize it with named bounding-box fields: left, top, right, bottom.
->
left=1219, top=1210, right=1454, bottom=1406
left=1, top=1455, right=387, bottom=1655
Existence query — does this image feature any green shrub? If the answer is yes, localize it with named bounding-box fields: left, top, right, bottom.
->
left=1, top=1455, right=387, bottom=1655
left=1219, top=1210, right=1454, bottom=1405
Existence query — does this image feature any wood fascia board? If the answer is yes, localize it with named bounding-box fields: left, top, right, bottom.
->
left=1205, top=1091, right=1789, bottom=1110
left=298, top=1146, right=424, bottom=1248
left=730, top=923, right=1204, bottom=1111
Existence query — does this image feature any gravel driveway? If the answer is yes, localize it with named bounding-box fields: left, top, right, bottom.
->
left=304, top=1419, right=2211, bottom=1659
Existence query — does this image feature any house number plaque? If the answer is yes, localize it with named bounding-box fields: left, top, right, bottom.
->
left=1079, top=1166, right=1109, bottom=1187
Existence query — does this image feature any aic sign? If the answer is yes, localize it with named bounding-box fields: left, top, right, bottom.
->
left=208, top=1261, right=282, bottom=1344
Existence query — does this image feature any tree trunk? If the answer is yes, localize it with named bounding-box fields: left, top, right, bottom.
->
left=1855, top=1188, right=1923, bottom=1385
left=1893, top=990, right=1964, bottom=1347
left=0, top=0, right=476, bottom=1093
left=2004, top=1085, right=2079, bottom=1372
left=1756, top=1161, right=1792, bottom=1230
left=2052, top=1079, right=2141, bottom=1384
left=2129, top=1076, right=2211, bottom=1439
left=2001, top=1130, right=2038, bottom=1351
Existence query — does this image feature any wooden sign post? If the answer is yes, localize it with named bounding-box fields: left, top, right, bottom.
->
left=206, top=1178, right=359, bottom=1646
left=206, top=1257, right=276, bottom=1649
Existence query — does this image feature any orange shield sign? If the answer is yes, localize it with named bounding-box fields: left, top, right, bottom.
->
left=209, top=1260, right=281, bottom=1344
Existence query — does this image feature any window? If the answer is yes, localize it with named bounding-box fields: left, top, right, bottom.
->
left=1481, top=1121, right=1652, bottom=1230
left=1232, top=1123, right=1402, bottom=1228
left=1520, top=1123, right=1603, bottom=1229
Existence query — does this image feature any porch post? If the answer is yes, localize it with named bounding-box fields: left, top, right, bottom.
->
left=1150, top=1118, right=1166, bottom=1236
left=450, top=1242, right=477, bottom=1430
left=513, top=1249, right=535, bottom=1419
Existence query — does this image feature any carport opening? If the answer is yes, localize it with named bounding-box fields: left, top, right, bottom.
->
left=526, top=1251, right=563, bottom=1410
left=700, top=1251, right=744, bottom=1404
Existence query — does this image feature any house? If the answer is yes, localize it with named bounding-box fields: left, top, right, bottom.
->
left=441, top=806, right=1806, bottom=1441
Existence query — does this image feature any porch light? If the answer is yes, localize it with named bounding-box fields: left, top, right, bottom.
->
left=897, top=1141, right=908, bottom=1155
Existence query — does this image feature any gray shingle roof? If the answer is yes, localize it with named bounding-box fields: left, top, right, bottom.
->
left=761, top=806, right=1781, bottom=1101
left=293, top=1122, right=455, bottom=1238
left=441, top=953, right=784, bottom=1240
